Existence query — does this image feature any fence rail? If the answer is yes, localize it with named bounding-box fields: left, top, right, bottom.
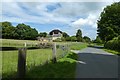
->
left=16, top=42, right=69, bottom=78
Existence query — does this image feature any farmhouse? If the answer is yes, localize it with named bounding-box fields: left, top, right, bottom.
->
left=37, top=37, right=52, bottom=42
left=49, top=29, right=62, bottom=40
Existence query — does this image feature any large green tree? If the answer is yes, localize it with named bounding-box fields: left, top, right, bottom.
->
left=97, top=2, right=120, bottom=42
left=15, top=23, right=38, bottom=40
left=76, top=29, right=82, bottom=42
left=1, top=21, right=15, bottom=39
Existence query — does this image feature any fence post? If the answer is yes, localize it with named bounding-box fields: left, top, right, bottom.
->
left=17, top=48, right=27, bottom=78
left=24, top=42, right=27, bottom=47
left=52, top=43, right=57, bottom=63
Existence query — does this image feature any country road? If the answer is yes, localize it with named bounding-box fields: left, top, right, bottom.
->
left=72, top=47, right=118, bottom=78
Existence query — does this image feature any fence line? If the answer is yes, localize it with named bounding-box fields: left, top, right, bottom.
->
left=16, top=42, right=69, bottom=78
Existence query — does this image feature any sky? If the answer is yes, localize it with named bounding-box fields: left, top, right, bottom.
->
left=1, top=0, right=119, bottom=39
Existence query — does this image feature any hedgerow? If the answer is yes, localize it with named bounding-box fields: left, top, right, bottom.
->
left=104, top=36, right=120, bottom=52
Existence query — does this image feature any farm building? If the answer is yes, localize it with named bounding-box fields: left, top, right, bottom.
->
left=37, top=37, right=52, bottom=42
left=49, top=29, right=63, bottom=40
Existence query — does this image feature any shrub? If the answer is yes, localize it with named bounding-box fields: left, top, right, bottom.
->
left=104, top=37, right=120, bottom=52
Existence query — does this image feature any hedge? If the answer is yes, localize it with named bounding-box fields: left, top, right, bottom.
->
left=104, top=36, right=120, bottom=52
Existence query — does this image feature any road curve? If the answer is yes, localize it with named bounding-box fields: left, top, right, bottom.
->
left=73, top=47, right=118, bottom=78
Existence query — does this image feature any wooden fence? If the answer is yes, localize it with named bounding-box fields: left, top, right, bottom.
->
left=17, top=42, right=69, bottom=78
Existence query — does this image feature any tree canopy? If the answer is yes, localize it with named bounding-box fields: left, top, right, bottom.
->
left=39, top=32, right=47, bottom=37
left=83, top=36, right=91, bottom=43
left=97, top=2, right=120, bottom=42
left=1, top=22, right=38, bottom=40
left=76, top=29, right=82, bottom=42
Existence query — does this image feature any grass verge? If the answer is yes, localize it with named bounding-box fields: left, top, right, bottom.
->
left=26, top=51, right=78, bottom=78
left=2, top=50, right=78, bottom=78
left=70, top=42, right=87, bottom=50
left=103, top=49, right=120, bottom=55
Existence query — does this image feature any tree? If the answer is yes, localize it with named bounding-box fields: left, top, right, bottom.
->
left=1, top=22, right=38, bottom=40
left=62, top=32, right=70, bottom=41
left=97, top=2, right=120, bottom=42
left=62, top=32, right=69, bottom=38
left=71, top=36, right=77, bottom=42
left=76, top=29, right=82, bottom=42
left=39, top=32, right=47, bottom=37
left=93, top=36, right=102, bottom=43
left=15, top=23, right=38, bottom=40
left=1, top=21, right=15, bottom=39
left=83, top=36, right=91, bottom=43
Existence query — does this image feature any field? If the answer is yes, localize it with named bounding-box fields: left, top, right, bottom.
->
left=1, top=39, right=87, bottom=78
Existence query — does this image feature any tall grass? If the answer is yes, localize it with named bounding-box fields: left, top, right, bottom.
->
left=2, top=47, right=69, bottom=78
left=2, top=49, right=53, bottom=78
left=1, top=39, right=87, bottom=78
left=70, top=42, right=87, bottom=50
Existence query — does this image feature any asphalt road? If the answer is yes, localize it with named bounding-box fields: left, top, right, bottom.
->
left=72, top=47, right=118, bottom=78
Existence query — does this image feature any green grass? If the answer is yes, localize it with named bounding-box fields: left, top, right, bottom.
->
left=2, top=48, right=69, bottom=78
left=2, top=49, right=62, bottom=77
left=70, top=42, right=87, bottom=50
left=2, top=49, right=77, bottom=78
left=103, top=49, right=120, bottom=55
left=1, top=39, right=87, bottom=78
left=88, top=43, right=104, bottom=47
left=26, top=51, right=78, bottom=78
left=0, top=39, right=40, bottom=47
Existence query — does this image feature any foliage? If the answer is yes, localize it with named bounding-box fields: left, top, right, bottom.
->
left=70, top=36, right=77, bottom=42
left=93, top=36, right=102, bottom=43
left=1, top=21, right=15, bottom=39
left=76, top=29, right=82, bottom=42
left=1, top=22, right=38, bottom=40
left=62, top=32, right=69, bottom=38
left=97, top=2, right=120, bottom=42
left=83, top=36, right=91, bottom=43
left=15, top=23, right=38, bottom=40
left=61, top=32, right=71, bottom=41
left=38, top=32, right=47, bottom=37
left=53, top=38, right=62, bottom=42
left=104, top=36, right=120, bottom=52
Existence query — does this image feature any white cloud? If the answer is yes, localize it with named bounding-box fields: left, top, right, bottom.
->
left=71, top=14, right=98, bottom=28
left=2, top=2, right=72, bottom=24
left=1, top=1, right=118, bottom=39
left=2, top=0, right=120, bottom=2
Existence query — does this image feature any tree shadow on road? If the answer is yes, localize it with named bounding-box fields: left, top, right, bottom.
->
left=76, top=52, right=118, bottom=78
left=87, top=45, right=104, bottom=49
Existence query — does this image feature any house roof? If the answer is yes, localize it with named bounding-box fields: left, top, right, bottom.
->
left=49, top=29, right=62, bottom=35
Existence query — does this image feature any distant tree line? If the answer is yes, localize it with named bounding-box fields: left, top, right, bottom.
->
left=1, top=22, right=38, bottom=40
left=1, top=21, right=91, bottom=42
left=61, top=29, right=91, bottom=43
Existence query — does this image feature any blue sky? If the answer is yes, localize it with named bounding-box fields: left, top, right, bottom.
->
left=1, top=0, right=118, bottom=39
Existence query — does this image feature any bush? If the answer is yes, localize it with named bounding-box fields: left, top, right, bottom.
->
left=104, top=37, right=120, bottom=52
left=53, top=38, right=62, bottom=42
